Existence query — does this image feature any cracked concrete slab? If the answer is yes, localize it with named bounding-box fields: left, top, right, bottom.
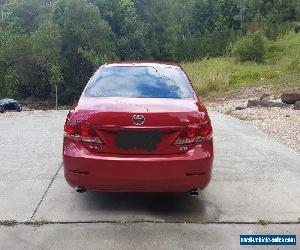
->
left=33, top=176, right=220, bottom=223
left=33, top=112, right=300, bottom=223
left=0, top=179, right=53, bottom=221
left=0, top=223, right=299, bottom=250
left=0, top=111, right=67, bottom=221
left=1, top=110, right=300, bottom=249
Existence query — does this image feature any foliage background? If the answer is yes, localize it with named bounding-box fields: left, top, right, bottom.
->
left=0, top=0, right=299, bottom=104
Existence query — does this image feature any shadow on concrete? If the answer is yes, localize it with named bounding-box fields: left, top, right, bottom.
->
left=81, top=192, right=220, bottom=223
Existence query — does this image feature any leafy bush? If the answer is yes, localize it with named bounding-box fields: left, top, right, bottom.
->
left=232, top=32, right=266, bottom=63
left=265, top=42, right=284, bottom=60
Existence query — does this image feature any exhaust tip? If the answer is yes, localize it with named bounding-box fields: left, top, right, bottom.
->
left=75, top=186, right=87, bottom=193
left=189, top=188, right=199, bottom=196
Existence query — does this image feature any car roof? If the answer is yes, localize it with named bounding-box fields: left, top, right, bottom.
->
left=0, top=98, right=17, bottom=105
left=103, top=61, right=181, bottom=69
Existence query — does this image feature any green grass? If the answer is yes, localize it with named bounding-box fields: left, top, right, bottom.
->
left=258, top=219, right=270, bottom=226
left=182, top=32, right=300, bottom=97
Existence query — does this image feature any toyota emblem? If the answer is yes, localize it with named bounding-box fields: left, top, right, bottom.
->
left=132, top=114, right=145, bottom=126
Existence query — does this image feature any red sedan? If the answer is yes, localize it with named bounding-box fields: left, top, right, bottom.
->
left=63, top=62, right=213, bottom=195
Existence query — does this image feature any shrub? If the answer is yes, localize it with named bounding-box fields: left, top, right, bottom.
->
left=265, top=42, right=283, bottom=60
left=232, top=32, right=266, bottom=63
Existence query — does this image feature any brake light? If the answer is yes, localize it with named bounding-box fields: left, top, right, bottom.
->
left=187, top=127, right=197, bottom=138
left=174, top=122, right=212, bottom=145
left=64, top=121, right=103, bottom=144
left=80, top=122, right=91, bottom=138
left=197, top=122, right=212, bottom=138
left=64, top=124, right=77, bottom=135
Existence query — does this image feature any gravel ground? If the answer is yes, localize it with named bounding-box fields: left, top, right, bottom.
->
left=208, top=99, right=300, bottom=153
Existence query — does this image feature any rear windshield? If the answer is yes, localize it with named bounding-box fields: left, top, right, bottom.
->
left=84, top=66, right=193, bottom=99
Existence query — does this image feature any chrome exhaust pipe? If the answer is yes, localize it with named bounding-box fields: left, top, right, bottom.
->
left=75, top=186, right=87, bottom=193
left=189, top=188, right=199, bottom=196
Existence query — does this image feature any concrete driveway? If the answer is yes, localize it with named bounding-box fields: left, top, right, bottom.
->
left=0, top=111, right=299, bottom=250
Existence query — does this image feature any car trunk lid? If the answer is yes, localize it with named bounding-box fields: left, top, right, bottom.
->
left=69, top=97, right=207, bottom=155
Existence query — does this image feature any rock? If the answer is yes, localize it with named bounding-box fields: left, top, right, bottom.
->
left=259, top=93, right=271, bottom=101
left=261, top=100, right=287, bottom=108
left=236, top=106, right=247, bottom=110
left=247, top=99, right=287, bottom=108
left=260, top=100, right=274, bottom=107
left=295, top=101, right=300, bottom=110
left=281, top=93, right=300, bottom=104
left=247, top=100, right=260, bottom=107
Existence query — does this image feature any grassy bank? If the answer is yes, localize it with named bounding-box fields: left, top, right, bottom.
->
left=182, top=32, right=300, bottom=97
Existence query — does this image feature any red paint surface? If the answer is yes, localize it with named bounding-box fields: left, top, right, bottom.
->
left=63, top=62, right=214, bottom=192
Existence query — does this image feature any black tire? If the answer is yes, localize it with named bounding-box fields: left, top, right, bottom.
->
left=15, top=103, right=22, bottom=112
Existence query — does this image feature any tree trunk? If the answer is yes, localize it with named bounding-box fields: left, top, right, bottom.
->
left=55, top=84, right=58, bottom=110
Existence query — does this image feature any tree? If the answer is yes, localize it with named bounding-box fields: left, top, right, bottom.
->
left=0, top=0, right=8, bottom=21
left=9, top=0, right=41, bottom=30
left=134, top=0, right=181, bottom=61
left=232, top=32, right=266, bottom=63
left=96, top=0, right=148, bottom=60
left=0, top=0, right=298, bottom=102
left=49, top=64, right=63, bottom=110
left=30, top=20, right=61, bottom=63
left=50, top=0, right=115, bottom=103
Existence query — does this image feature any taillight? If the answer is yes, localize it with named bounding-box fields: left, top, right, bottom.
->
left=64, top=124, right=77, bottom=135
left=64, top=121, right=103, bottom=144
left=197, top=122, right=212, bottom=138
left=174, top=122, right=212, bottom=145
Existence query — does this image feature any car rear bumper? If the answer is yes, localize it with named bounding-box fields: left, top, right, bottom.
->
left=63, top=139, right=213, bottom=192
